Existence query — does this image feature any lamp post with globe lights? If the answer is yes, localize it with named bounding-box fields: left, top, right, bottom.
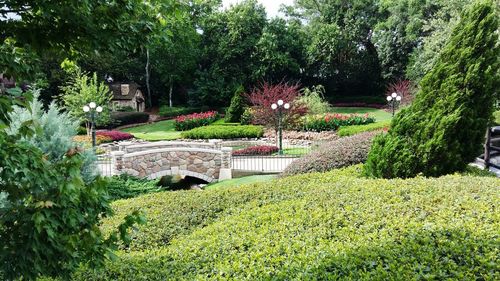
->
left=271, top=99, right=290, bottom=155
left=386, top=92, right=402, bottom=117
left=83, top=102, right=103, bottom=148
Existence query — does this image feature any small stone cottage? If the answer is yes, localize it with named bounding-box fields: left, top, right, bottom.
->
left=110, top=82, right=145, bottom=112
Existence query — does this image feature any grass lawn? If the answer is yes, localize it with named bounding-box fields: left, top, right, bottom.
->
left=330, top=107, right=393, bottom=122
left=122, top=120, right=181, bottom=141
left=204, top=174, right=276, bottom=190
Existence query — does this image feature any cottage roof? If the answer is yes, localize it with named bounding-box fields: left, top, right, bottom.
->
left=110, top=82, right=143, bottom=101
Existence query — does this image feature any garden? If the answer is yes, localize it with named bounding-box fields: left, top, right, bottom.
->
left=1, top=0, right=499, bottom=280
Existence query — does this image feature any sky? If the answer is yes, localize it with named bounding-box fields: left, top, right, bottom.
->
left=222, top=0, right=295, bottom=18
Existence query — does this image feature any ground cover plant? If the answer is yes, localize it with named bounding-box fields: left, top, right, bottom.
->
left=106, top=175, right=163, bottom=201
left=365, top=2, right=500, bottom=178
left=302, top=113, right=375, bottom=132
left=174, top=111, right=219, bottom=131
left=181, top=125, right=264, bottom=139
left=282, top=131, right=378, bottom=176
left=67, top=166, right=499, bottom=280
left=232, top=145, right=278, bottom=156
left=122, top=120, right=181, bottom=141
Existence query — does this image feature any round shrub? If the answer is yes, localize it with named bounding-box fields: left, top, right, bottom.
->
left=282, top=131, right=379, bottom=176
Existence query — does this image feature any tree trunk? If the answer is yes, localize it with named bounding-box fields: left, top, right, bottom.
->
left=169, top=75, right=173, bottom=108
left=145, top=48, right=152, bottom=109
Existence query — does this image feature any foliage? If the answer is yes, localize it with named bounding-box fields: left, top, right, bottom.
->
left=96, top=131, right=134, bottom=142
left=59, top=69, right=113, bottom=132
left=494, top=110, right=500, bottom=125
left=337, top=120, right=391, bottom=137
left=73, top=168, right=499, bottom=280
left=240, top=107, right=255, bottom=125
left=111, top=111, right=150, bottom=127
left=7, top=92, right=98, bottom=183
left=73, top=135, right=113, bottom=145
left=106, top=175, right=162, bottom=201
left=282, top=132, right=379, bottom=176
left=247, top=81, right=307, bottom=130
left=0, top=131, right=144, bottom=280
left=232, top=145, right=279, bottom=156
left=181, top=125, right=264, bottom=139
left=225, top=86, right=246, bottom=123
left=386, top=79, right=415, bottom=106
left=364, top=2, right=500, bottom=178
left=174, top=111, right=219, bottom=131
left=114, top=105, right=135, bottom=112
left=296, top=85, right=331, bottom=115
left=158, top=106, right=209, bottom=118
left=302, top=113, right=375, bottom=132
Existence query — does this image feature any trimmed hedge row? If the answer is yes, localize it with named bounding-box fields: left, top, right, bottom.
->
left=72, top=169, right=499, bottom=280
left=174, top=111, right=219, bottom=131
left=302, top=113, right=375, bottom=132
left=337, top=120, right=391, bottom=137
left=282, top=131, right=379, bottom=176
left=181, top=125, right=264, bottom=139
left=232, top=145, right=278, bottom=156
left=111, top=112, right=150, bottom=127
left=158, top=106, right=208, bottom=118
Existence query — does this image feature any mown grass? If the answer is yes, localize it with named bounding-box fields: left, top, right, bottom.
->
left=121, top=120, right=181, bottom=141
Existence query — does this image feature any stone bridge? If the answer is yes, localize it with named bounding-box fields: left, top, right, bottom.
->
left=111, top=141, right=232, bottom=183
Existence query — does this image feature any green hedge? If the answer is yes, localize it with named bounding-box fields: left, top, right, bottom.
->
left=337, top=120, right=391, bottom=137
left=158, top=106, right=208, bottom=118
left=181, top=125, right=264, bottom=139
left=110, top=112, right=150, bottom=127
left=71, top=168, right=499, bottom=280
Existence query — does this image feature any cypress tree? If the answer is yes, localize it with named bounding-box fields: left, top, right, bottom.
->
left=364, top=1, right=499, bottom=178
left=225, top=85, right=246, bottom=123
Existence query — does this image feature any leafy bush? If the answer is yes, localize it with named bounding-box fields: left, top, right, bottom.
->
left=302, top=113, right=375, bottom=132
left=296, top=85, right=331, bottom=114
left=174, top=111, right=219, bottom=131
left=111, top=111, right=150, bottom=127
left=240, top=107, right=254, bottom=125
left=158, top=106, right=208, bottom=118
left=337, top=120, right=391, bottom=137
left=73, top=135, right=113, bottom=145
left=282, top=131, right=379, bottom=176
left=106, top=175, right=162, bottom=201
left=364, top=2, right=500, bottom=178
left=73, top=169, right=499, bottom=280
left=232, top=145, right=278, bottom=156
left=77, top=126, right=87, bottom=135
left=225, top=85, right=245, bottom=123
left=114, top=105, right=135, bottom=112
left=96, top=130, right=134, bottom=141
left=182, top=125, right=264, bottom=139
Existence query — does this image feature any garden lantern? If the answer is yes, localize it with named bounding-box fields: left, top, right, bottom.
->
left=271, top=100, right=290, bottom=155
left=83, top=102, right=103, bottom=148
left=386, top=92, right=402, bottom=117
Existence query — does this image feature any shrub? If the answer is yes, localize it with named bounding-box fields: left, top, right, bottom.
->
left=282, top=131, right=379, bottom=176
left=296, top=85, right=331, bottom=114
left=337, top=120, right=391, bottom=137
left=364, top=2, right=500, bottom=178
left=240, top=107, right=254, bottom=125
left=386, top=79, right=415, bottom=106
left=158, top=106, right=209, bottom=118
left=77, top=126, right=87, bottom=135
left=106, top=175, right=162, bottom=201
left=174, top=111, right=219, bottom=131
left=73, top=135, right=113, bottom=145
left=96, top=130, right=134, bottom=142
left=181, top=125, right=264, bottom=139
left=232, top=145, right=278, bottom=156
left=302, top=113, right=375, bottom=132
left=73, top=170, right=499, bottom=280
left=111, top=112, right=150, bottom=127
left=114, top=105, right=135, bottom=112
left=225, top=85, right=245, bottom=123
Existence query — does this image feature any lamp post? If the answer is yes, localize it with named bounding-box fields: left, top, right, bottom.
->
left=386, top=92, right=402, bottom=117
left=271, top=99, right=290, bottom=155
left=83, top=102, right=103, bottom=148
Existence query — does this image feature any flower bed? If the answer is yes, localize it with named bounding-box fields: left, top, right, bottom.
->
left=96, top=130, right=134, bottom=141
left=302, top=113, right=375, bottom=132
left=232, top=145, right=279, bottom=156
left=174, top=111, right=219, bottom=131
left=73, top=135, right=113, bottom=145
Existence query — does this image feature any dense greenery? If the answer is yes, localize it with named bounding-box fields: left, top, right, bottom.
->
left=181, top=125, right=264, bottom=139
left=224, top=86, right=246, bottom=123
left=62, top=167, right=500, bottom=279
left=110, top=111, right=150, bottom=127
left=365, top=2, right=500, bottom=178
left=302, top=113, right=375, bottom=132
left=106, top=175, right=162, bottom=201
left=158, top=106, right=209, bottom=118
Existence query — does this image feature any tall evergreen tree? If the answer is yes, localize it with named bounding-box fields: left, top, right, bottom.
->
left=364, top=1, right=499, bottom=178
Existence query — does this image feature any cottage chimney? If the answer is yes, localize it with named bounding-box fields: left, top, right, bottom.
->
left=120, top=84, right=130, bottom=96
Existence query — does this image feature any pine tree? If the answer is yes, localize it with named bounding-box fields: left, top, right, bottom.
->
left=225, top=85, right=246, bottom=123
left=364, top=1, right=499, bottom=178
